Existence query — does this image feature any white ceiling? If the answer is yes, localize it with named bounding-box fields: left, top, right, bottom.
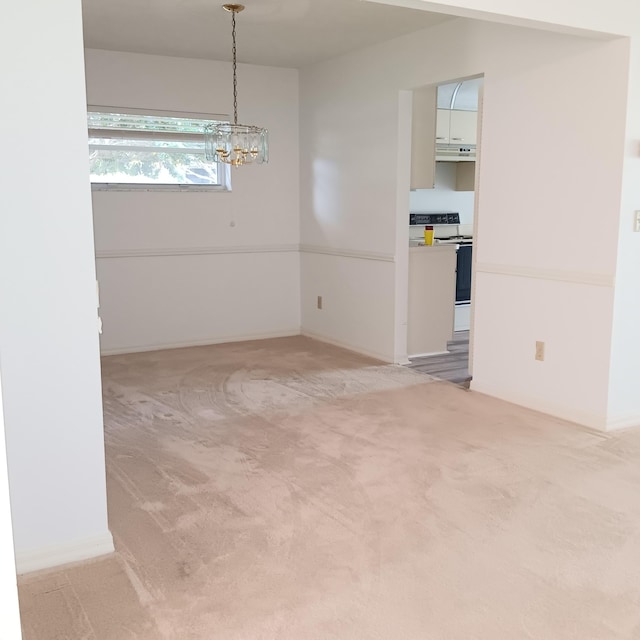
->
left=81, top=0, right=453, bottom=69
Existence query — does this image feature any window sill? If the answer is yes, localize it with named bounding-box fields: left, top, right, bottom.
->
left=91, top=184, right=230, bottom=193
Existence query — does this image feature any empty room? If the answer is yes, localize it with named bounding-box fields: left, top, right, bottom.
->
left=2, top=0, right=640, bottom=638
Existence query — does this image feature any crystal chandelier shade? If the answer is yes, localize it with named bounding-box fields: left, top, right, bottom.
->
left=204, top=4, right=269, bottom=167
left=204, top=123, right=268, bottom=166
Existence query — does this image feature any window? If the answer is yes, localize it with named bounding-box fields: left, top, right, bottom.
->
left=88, top=107, right=230, bottom=190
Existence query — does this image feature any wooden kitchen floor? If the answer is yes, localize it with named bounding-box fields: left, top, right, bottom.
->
left=406, top=331, right=470, bottom=387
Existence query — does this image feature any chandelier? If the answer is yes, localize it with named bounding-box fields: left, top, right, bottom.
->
left=204, top=4, right=269, bottom=167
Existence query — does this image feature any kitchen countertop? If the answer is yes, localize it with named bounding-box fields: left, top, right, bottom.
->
left=409, top=242, right=458, bottom=251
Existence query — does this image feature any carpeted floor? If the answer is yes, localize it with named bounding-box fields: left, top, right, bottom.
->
left=17, top=336, right=640, bottom=639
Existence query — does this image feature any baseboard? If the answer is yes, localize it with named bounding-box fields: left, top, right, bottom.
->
left=301, top=330, right=392, bottom=363
left=605, top=413, right=640, bottom=432
left=15, top=532, right=115, bottom=575
left=409, top=350, right=450, bottom=358
left=470, top=380, right=608, bottom=431
left=100, top=329, right=301, bottom=356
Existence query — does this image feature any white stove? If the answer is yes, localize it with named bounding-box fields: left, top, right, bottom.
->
left=409, top=212, right=474, bottom=245
left=409, top=212, right=474, bottom=332
left=434, top=236, right=473, bottom=246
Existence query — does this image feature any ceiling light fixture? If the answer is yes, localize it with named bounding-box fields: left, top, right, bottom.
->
left=204, top=4, right=268, bottom=167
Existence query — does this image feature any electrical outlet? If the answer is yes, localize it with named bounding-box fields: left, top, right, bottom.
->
left=535, top=341, right=545, bottom=362
left=634, top=211, right=640, bottom=233
left=317, top=295, right=323, bottom=310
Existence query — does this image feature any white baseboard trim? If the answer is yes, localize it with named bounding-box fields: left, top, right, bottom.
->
left=470, top=380, right=608, bottom=432
left=301, top=330, right=392, bottom=363
left=605, top=413, right=640, bottom=432
left=100, top=329, right=301, bottom=356
left=409, top=350, right=450, bottom=358
left=16, top=532, right=114, bottom=575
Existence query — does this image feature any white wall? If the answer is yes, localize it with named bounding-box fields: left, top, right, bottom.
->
left=85, top=50, right=301, bottom=354
left=0, top=3, right=112, bottom=572
left=301, top=253, right=397, bottom=361
left=299, top=18, right=629, bottom=428
left=0, top=373, right=21, bottom=639
left=365, top=0, right=640, bottom=36
left=410, top=162, right=475, bottom=223
left=372, top=0, right=640, bottom=430
left=607, top=37, right=640, bottom=429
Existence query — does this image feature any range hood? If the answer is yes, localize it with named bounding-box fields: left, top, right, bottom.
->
left=435, top=145, right=476, bottom=162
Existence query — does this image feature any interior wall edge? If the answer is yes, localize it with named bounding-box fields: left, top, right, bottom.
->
left=100, top=329, right=302, bottom=356
left=0, top=372, right=21, bottom=638
left=605, top=413, right=640, bottom=432
left=301, top=330, right=394, bottom=363
left=470, top=381, right=608, bottom=431
left=15, top=532, right=114, bottom=575
left=300, top=253, right=396, bottom=362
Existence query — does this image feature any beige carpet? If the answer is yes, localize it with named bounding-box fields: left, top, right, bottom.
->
left=18, top=336, right=640, bottom=639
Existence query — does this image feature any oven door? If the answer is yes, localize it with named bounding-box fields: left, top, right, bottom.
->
left=455, top=245, right=473, bottom=303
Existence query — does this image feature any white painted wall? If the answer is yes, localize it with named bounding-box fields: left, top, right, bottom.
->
left=410, top=163, right=475, bottom=223
left=85, top=50, right=301, bottom=354
left=301, top=252, right=397, bottom=361
left=365, top=0, right=640, bottom=37
left=608, top=37, right=640, bottom=429
left=0, top=373, right=21, bottom=640
left=0, top=2, right=112, bottom=572
left=371, top=0, right=640, bottom=429
left=299, top=18, right=629, bottom=427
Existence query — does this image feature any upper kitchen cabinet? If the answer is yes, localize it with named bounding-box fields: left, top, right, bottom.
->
left=449, top=110, right=477, bottom=145
left=435, top=109, right=451, bottom=144
left=410, top=85, right=437, bottom=190
left=435, top=109, right=477, bottom=145
left=438, top=78, right=481, bottom=111
left=411, top=78, right=482, bottom=191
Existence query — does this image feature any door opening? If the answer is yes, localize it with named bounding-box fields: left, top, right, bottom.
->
left=404, top=75, right=484, bottom=387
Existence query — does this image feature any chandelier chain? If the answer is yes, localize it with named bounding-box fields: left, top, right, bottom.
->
left=203, top=4, right=268, bottom=166
left=231, top=9, right=238, bottom=125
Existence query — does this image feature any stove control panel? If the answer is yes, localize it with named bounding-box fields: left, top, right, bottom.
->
left=410, top=212, right=460, bottom=226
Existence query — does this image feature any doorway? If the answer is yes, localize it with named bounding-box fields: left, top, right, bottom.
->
left=403, top=76, right=483, bottom=387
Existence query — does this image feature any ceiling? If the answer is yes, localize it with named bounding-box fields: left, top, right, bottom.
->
left=81, top=0, right=453, bottom=69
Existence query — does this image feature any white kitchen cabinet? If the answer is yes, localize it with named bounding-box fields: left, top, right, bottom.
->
left=410, top=86, right=437, bottom=190
left=435, top=109, right=451, bottom=144
left=449, top=110, right=477, bottom=145
left=436, top=109, right=478, bottom=147
left=412, top=94, right=479, bottom=190
left=407, top=245, right=457, bottom=356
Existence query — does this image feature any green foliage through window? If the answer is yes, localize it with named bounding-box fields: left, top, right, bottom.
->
left=88, top=110, right=228, bottom=188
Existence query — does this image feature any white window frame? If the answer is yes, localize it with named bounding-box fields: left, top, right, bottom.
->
left=88, top=106, right=231, bottom=192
